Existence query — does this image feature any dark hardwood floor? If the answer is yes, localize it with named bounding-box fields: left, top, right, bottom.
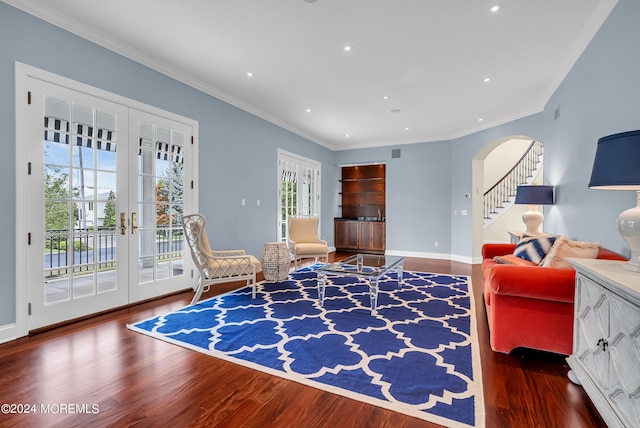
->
left=0, top=253, right=606, bottom=427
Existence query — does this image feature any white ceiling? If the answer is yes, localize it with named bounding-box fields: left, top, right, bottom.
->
left=5, top=0, right=618, bottom=150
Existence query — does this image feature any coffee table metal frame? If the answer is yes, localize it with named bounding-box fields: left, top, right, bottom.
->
left=316, top=254, right=405, bottom=314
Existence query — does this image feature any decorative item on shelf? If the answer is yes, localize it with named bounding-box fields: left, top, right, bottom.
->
left=514, top=185, right=555, bottom=233
left=261, top=242, right=291, bottom=282
left=589, top=129, right=640, bottom=272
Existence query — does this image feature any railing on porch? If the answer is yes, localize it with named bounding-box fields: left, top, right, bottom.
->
left=45, top=226, right=183, bottom=277
left=483, top=140, right=543, bottom=219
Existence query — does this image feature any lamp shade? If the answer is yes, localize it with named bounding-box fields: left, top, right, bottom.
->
left=515, top=185, right=554, bottom=205
left=589, top=130, right=640, bottom=189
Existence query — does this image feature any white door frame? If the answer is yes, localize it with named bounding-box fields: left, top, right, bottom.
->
left=14, top=62, right=198, bottom=338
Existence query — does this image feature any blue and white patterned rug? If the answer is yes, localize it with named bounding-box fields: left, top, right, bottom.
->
left=128, top=267, right=484, bottom=427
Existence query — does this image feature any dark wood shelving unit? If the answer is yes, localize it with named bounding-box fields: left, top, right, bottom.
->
left=338, top=164, right=386, bottom=220
left=335, top=164, right=386, bottom=253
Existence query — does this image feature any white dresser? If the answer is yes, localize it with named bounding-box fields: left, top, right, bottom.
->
left=567, top=258, right=640, bottom=428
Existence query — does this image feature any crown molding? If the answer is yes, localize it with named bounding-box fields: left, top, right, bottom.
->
left=2, top=0, right=334, bottom=150
left=2, top=0, right=618, bottom=153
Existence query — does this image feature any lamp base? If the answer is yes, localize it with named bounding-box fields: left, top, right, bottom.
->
left=522, top=206, right=543, bottom=234
left=618, top=192, right=640, bottom=273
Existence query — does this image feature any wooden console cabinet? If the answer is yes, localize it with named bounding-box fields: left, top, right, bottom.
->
left=336, top=164, right=386, bottom=253
left=567, top=258, right=640, bottom=428
left=334, top=219, right=385, bottom=253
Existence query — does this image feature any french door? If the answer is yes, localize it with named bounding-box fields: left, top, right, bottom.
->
left=17, top=66, right=196, bottom=331
left=128, top=109, right=194, bottom=302
left=277, top=150, right=321, bottom=242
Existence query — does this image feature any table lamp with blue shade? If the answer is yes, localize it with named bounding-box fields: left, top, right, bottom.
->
left=589, top=129, right=640, bottom=272
left=515, top=185, right=554, bottom=233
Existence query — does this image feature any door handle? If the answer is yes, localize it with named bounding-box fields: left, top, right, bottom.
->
left=120, top=212, right=127, bottom=235
left=131, top=212, right=138, bottom=235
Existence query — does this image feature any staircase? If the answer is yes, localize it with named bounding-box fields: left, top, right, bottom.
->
left=483, top=140, right=543, bottom=226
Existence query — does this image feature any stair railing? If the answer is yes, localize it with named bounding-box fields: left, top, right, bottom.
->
left=483, top=140, right=543, bottom=219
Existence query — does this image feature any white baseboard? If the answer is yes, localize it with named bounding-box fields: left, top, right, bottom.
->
left=0, top=323, right=18, bottom=344
left=333, top=248, right=483, bottom=265
left=385, top=249, right=477, bottom=265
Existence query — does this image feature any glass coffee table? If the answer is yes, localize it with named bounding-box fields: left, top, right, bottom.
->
left=316, top=254, right=405, bottom=314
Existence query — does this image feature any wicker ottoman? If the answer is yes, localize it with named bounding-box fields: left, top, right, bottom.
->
left=261, top=242, right=291, bottom=282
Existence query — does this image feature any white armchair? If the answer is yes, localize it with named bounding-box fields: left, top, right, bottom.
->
left=287, top=216, right=329, bottom=268
left=182, top=214, right=262, bottom=304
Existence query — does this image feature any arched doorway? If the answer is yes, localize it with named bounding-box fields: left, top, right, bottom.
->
left=471, top=135, right=544, bottom=260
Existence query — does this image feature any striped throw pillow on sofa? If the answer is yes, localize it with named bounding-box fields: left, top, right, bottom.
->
left=513, top=234, right=558, bottom=264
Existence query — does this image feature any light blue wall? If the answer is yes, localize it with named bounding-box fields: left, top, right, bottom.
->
left=543, top=0, right=640, bottom=257
left=334, top=142, right=453, bottom=256
left=0, top=3, right=334, bottom=327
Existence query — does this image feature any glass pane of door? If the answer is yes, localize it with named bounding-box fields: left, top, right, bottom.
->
left=300, top=165, right=319, bottom=216
left=277, top=151, right=321, bottom=243
left=136, top=120, right=186, bottom=287
left=43, top=96, right=120, bottom=304
left=280, top=158, right=298, bottom=242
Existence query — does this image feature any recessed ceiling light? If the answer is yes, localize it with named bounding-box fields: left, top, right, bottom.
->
left=383, top=96, right=389, bottom=100
left=478, top=118, right=484, bottom=122
left=344, top=45, right=353, bottom=52
left=345, top=134, right=350, bottom=138
left=305, top=108, right=311, bottom=113
left=490, top=4, right=502, bottom=13
left=405, top=127, right=410, bottom=131
left=246, top=72, right=254, bottom=77
left=483, top=77, right=491, bottom=83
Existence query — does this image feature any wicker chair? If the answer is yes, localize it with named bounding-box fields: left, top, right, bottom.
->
left=287, top=216, right=329, bottom=268
left=182, top=214, right=262, bottom=304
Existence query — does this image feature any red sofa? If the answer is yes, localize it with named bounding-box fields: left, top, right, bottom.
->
left=482, top=243, right=626, bottom=355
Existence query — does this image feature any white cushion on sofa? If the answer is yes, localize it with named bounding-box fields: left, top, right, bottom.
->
left=540, top=236, right=600, bottom=269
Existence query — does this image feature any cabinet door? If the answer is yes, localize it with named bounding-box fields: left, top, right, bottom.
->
left=606, top=290, right=640, bottom=427
left=358, top=222, right=385, bottom=252
left=575, top=273, right=640, bottom=428
left=370, top=222, right=386, bottom=251
left=335, top=220, right=358, bottom=249
left=574, top=274, right=611, bottom=388
left=359, top=222, right=373, bottom=250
